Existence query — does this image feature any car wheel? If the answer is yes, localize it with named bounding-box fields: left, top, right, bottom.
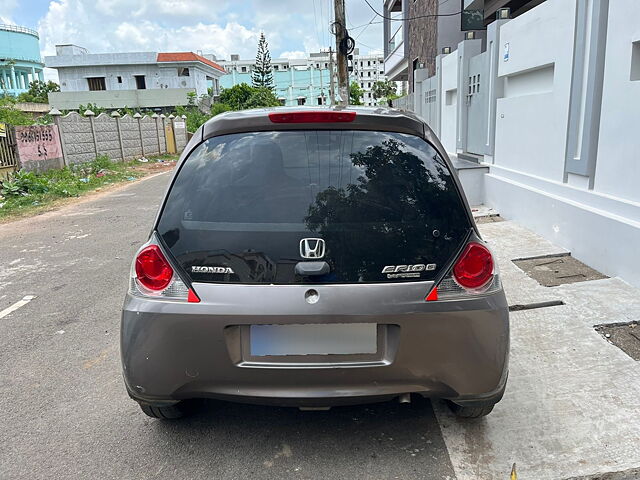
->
left=447, top=401, right=494, bottom=418
left=139, top=402, right=186, bottom=419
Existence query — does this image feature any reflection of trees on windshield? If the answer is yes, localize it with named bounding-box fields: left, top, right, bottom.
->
left=305, top=139, right=469, bottom=282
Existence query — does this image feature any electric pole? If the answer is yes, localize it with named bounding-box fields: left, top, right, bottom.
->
left=328, top=47, right=336, bottom=106
left=333, top=0, right=349, bottom=106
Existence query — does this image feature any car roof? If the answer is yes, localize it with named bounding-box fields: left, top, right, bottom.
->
left=200, top=106, right=430, bottom=140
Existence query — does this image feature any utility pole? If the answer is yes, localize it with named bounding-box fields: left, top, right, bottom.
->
left=328, top=47, right=336, bottom=106
left=333, top=0, right=349, bottom=106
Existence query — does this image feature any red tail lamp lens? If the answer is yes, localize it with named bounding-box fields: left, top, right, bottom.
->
left=135, top=245, right=173, bottom=291
left=453, top=242, right=494, bottom=290
left=268, top=111, right=356, bottom=123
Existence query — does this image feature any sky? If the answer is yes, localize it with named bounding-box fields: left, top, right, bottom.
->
left=0, top=0, right=384, bottom=81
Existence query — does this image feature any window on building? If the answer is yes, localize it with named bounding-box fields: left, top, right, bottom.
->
left=297, top=97, right=306, bottom=106
left=360, top=72, right=363, bottom=77
left=368, top=82, right=371, bottom=88
left=117, top=76, right=122, bottom=83
left=368, top=71, right=371, bottom=77
left=380, top=71, right=384, bottom=75
left=241, top=66, right=247, bottom=72
left=87, top=77, right=106, bottom=91
left=316, top=63, right=320, bottom=68
left=361, top=82, right=364, bottom=88
left=135, top=75, right=146, bottom=90
left=178, top=67, right=190, bottom=77
left=317, top=97, right=323, bottom=105
left=412, top=58, right=419, bottom=92
left=274, top=65, right=279, bottom=70
left=324, top=63, right=328, bottom=68
left=278, top=98, right=286, bottom=106
left=368, top=60, right=371, bottom=66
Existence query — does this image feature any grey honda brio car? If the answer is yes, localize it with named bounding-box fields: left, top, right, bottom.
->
left=121, top=107, right=509, bottom=420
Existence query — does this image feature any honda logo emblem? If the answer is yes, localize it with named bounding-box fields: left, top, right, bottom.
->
left=299, top=238, right=325, bottom=259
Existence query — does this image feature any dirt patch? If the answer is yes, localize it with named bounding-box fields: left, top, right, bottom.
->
left=475, top=215, right=504, bottom=224
left=595, top=322, right=640, bottom=361
left=0, top=161, right=175, bottom=226
left=513, top=254, right=607, bottom=287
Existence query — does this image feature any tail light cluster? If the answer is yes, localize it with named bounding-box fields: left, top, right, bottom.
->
left=426, top=241, right=501, bottom=301
left=129, top=236, right=200, bottom=302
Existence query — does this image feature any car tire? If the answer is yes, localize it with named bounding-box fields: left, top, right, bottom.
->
left=139, top=402, right=186, bottom=419
left=447, top=401, right=494, bottom=418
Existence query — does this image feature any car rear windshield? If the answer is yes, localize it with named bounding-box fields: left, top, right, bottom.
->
left=157, top=130, right=472, bottom=284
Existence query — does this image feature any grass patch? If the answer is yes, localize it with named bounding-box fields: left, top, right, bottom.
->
left=0, top=154, right=177, bottom=221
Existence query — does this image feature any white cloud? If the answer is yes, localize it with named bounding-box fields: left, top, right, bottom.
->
left=0, top=0, right=18, bottom=24
left=279, top=51, right=307, bottom=59
left=34, top=0, right=383, bottom=65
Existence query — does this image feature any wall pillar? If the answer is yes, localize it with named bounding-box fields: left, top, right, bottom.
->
left=564, top=0, right=610, bottom=188
left=455, top=38, right=482, bottom=153
left=484, top=18, right=510, bottom=160
left=30, top=67, right=36, bottom=85
left=160, top=114, right=167, bottom=153
left=134, top=112, right=144, bottom=157
left=152, top=113, right=161, bottom=155
left=37, top=70, right=44, bottom=82
left=84, top=109, right=98, bottom=158
left=112, top=111, right=125, bottom=161
left=1, top=70, right=6, bottom=89
left=49, top=109, right=67, bottom=166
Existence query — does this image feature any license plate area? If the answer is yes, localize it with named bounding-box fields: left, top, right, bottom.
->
left=230, top=324, right=398, bottom=368
left=251, top=323, right=377, bottom=356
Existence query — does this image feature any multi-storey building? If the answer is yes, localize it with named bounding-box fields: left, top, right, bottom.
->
left=218, top=49, right=386, bottom=107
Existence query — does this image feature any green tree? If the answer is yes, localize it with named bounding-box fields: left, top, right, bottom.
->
left=252, top=33, right=274, bottom=89
left=349, top=81, right=364, bottom=105
left=218, top=83, right=279, bottom=110
left=371, top=80, right=398, bottom=106
left=16, top=80, right=60, bottom=104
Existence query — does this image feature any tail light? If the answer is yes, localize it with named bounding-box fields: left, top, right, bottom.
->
left=426, top=241, right=501, bottom=301
left=129, top=235, right=199, bottom=302
left=135, top=245, right=173, bottom=291
left=453, top=242, right=494, bottom=289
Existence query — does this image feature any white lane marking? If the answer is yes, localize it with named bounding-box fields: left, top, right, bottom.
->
left=0, top=295, right=36, bottom=319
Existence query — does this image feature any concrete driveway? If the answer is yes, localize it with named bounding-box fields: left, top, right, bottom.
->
left=1, top=171, right=638, bottom=479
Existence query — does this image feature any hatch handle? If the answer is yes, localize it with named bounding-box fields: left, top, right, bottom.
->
left=295, top=261, right=330, bottom=276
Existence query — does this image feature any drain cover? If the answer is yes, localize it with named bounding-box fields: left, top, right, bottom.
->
left=596, top=322, right=640, bottom=360
left=513, top=254, right=607, bottom=287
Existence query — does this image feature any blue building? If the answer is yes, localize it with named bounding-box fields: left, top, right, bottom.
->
left=219, top=57, right=330, bottom=106
left=0, top=24, right=45, bottom=96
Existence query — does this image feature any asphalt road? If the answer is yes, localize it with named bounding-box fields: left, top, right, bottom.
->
left=0, top=172, right=456, bottom=480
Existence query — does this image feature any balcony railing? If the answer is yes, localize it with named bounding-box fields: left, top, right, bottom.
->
left=0, top=24, right=39, bottom=38
left=388, top=23, right=403, bottom=53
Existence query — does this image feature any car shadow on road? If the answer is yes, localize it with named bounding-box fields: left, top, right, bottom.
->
left=146, top=396, right=456, bottom=479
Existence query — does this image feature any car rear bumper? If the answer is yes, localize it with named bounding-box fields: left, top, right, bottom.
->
left=121, top=282, right=509, bottom=407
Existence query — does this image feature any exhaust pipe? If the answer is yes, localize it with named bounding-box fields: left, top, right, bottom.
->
left=398, top=393, right=411, bottom=404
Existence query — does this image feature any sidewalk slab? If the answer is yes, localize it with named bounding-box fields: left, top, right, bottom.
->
left=435, top=304, right=640, bottom=480
left=479, top=221, right=567, bottom=307
left=435, top=221, right=640, bottom=480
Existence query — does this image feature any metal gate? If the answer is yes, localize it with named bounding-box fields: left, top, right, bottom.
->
left=466, top=52, right=489, bottom=155
left=0, top=124, right=19, bottom=179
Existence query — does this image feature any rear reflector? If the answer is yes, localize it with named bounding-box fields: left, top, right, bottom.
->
left=268, top=111, right=356, bottom=123
left=425, top=287, right=438, bottom=301
left=187, top=288, right=200, bottom=303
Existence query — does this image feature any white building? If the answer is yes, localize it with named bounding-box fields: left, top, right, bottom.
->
left=45, top=45, right=226, bottom=110
left=406, top=0, right=640, bottom=289
left=218, top=49, right=386, bottom=107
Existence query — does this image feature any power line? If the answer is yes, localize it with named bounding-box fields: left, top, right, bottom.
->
left=362, top=0, right=462, bottom=21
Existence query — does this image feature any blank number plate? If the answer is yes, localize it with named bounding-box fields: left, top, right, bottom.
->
left=250, top=323, right=377, bottom=356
